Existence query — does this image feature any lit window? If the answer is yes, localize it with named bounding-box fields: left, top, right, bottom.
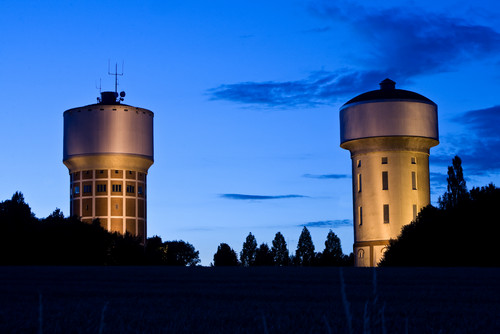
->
left=412, top=172, right=417, bottom=190
left=382, top=171, right=388, bottom=190
left=411, top=157, right=416, bottom=164
left=381, top=157, right=388, bottom=164
left=112, top=184, right=122, bottom=192
left=383, top=204, right=389, bottom=224
left=358, top=174, right=362, bottom=192
left=74, top=186, right=80, bottom=194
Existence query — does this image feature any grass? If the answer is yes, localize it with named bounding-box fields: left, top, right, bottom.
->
left=0, top=267, right=499, bottom=333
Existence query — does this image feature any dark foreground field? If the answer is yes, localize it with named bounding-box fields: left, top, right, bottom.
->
left=0, top=267, right=499, bottom=333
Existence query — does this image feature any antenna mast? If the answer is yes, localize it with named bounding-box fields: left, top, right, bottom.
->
left=108, top=60, right=124, bottom=93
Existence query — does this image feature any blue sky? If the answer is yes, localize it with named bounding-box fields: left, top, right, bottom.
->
left=1, top=0, right=499, bottom=265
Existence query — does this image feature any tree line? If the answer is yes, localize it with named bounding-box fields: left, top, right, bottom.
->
left=0, top=192, right=352, bottom=266
left=380, top=156, right=500, bottom=266
left=212, top=228, right=353, bottom=266
left=0, top=192, right=199, bottom=265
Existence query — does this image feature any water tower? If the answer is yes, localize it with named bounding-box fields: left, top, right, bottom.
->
left=340, top=79, right=438, bottom=266
left=63, top=90, right=154, bottom=243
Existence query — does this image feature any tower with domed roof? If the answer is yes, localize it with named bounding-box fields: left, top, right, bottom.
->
left=340, top=79, right=439, bottom=267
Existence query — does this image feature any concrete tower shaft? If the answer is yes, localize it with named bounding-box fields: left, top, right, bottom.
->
left=63, top=92, right=154, bottom=243
left=340, top=79, right=438, bottom=267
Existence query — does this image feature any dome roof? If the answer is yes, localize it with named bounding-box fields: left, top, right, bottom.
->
left=343, top=79, right=436, bottom=106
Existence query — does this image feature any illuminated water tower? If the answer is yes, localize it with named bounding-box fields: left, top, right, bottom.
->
left=63, top=77, right=154, bottom=243
left=340, top=79, right=438, bottom=267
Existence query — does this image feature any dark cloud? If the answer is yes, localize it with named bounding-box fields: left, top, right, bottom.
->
left=312, top=3, right=500, bottom=74
left=209, top=69, right=386, bottom=108
left=303, top=173, right=350, bottom=179
left=209, top=4, right=500, bottom=107
left=220, top=194, right=307, bottom=200
left=434, top=106, right=500, bottom=176
left=300, top=219, right=352, bottom=228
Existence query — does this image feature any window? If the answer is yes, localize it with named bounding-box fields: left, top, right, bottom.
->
left=112, top=184, right=122, bottom=192
left=126, top=185, right=135, bottom=193
left=413, top=204, right=417, bottom=221
left=411, top=157, right=416, bottom=164
left=138, top=186, right=143, bottom=195
left=96, top=184, right=106, bottom=192
left=74, top=186, right=80, bottom=194
left=357, top=249, right=364, bottom=259
left=357, top=160, right=361, bottom=168
left=382, top=171, right=388, bottom=190
left=412, top=171, right=417, bottom=190
left=359, top=207, right=363, bottom=226
left=383, top=204, right=389, bottom=224
left=358, top=174, right=362, bottom=192
left=83, top=185, right=91, bottom=193
left=115, top=170, right=119, bottom=174
left=381, top=157, right=388, bottom=164
left=99, top=170, right=104, bottom=174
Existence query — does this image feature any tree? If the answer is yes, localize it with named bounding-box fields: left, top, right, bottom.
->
left=145, top=237, right=200, bottom=266
left=295, top=227, right=315, bottom=266
left=240, top=232, right=257, bottom=266
left=165, top=241, right=200, bottom=266
left=145, top=236, right=168, bottom=264
left=320, top=230, right=344, bottom=266
left=271, top=232, right=289, bottom=266
left=254, top=243, right=274, bottom=266
left=213, top=243, right=239, bottom=266
left=380, top=184, right=500, bottom=266
left=0, top=192, right=36, bottom=224
left=439, top=156, right=468, bottom=210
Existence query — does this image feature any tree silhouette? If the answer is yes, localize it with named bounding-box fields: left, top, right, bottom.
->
left=295, top=227, right=315, bottom=266
left=381, top=178, right=500, bottom=266
left=214, top=243, right=239, bottom=266
left=240, top=232, right=257, bottom=266
left=0, top=192, right=36, bottom=225
left=439, top=155, right=468, bottom=210
left=165, top=241, right=200, bottom=266
left=320, top=230, right=344, bottom=266
left=254, top=243, right=274, bottom=266
left=145, top=236, right=169, bottom=264
left=271, top=232, right=289, bottom=266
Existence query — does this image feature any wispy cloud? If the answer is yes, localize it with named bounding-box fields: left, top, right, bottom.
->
left=220, top=194, right=308, bottom=200
left=300, top=26, right=331, bottom=34
left=209, top=3, right=500, bottom=107
left=303, top=173, right=350, bottom=179
left=209, top=69, right=385, bottom=108
left=435, top=106, right=500, bottom=176
left=300, top=219, right=352, bottom=228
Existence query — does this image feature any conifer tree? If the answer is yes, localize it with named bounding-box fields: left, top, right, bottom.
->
left=240, top=232, right=257, bottom=266
left=271, top=232, right=289, bottom=266
left=295, top=227, right=315, bottom=266
left=321, top=230, right=344, bottom=265
left=439, top=155, right=469, bottom=210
